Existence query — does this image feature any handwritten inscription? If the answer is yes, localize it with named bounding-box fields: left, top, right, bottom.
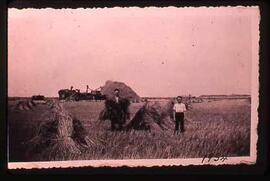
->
left=201, top=156, right=228, bottom=163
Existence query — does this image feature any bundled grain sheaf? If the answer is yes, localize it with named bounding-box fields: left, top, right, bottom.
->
left=126, top=100, right=175, bottom=131
left=15, top=100, right=36, bottom=111
left=27, top=100, right=36, bottom=108
left=15, top=101, right=24, bottom=110
left=27, top=102, right=94, bottom=160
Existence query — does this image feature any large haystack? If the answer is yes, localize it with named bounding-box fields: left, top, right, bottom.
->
left=26, top=101, right=94, bottom=160
left=126, top=100, right=175, bottom=131
left=100, top=80, right=140, bottom=102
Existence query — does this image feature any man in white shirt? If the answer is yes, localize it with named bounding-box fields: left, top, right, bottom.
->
left=173, top=96, right=187, bottom=134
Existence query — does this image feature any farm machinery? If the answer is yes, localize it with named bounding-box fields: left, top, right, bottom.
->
left=58, top=85, right=106, bottom=101
left=31, top=95, right=46, bottom=104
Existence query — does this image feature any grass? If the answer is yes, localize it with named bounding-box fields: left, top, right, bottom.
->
left=8, top=99, right=251, bottom=162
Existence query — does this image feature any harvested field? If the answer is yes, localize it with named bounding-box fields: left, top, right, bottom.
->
left=8, top=98, right=251, bottom=162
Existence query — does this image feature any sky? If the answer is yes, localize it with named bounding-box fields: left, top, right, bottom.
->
left=8, top=7, right=259, bottom=97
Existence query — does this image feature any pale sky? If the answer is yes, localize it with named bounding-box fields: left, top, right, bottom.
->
left=8, top=7, right=259, bottom=97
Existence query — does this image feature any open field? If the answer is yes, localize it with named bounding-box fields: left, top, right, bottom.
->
left=8, top=98, right=251, bottom=162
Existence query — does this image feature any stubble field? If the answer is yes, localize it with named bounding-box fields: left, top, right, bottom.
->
left=8, top=98, right=251, bottom=162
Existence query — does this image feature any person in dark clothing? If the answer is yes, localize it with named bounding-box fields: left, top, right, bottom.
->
left=173, top=96, right=187, bottom=134
left=104, top=88, right=130, bottom=131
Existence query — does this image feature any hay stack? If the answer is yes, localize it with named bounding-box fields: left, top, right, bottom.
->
left=126, top=100, right=175, bottom=131
left=46, top=100, right=55, bottom=108
left=24, top=101, right=32, bottom=110
left=15, top=100, right=35, bottom=111
left=27, top=100, right=36, bottom=108
left=15, top=101, right=24, bottom=110
left=100, top=80, right=140, bottom=102
left=27, top=102, right=94, bottom=160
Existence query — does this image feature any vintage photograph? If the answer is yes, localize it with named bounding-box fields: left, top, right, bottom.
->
left=7, top=6, right=259, bottom=169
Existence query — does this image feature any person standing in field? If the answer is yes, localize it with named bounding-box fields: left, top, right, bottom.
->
left=173, top=96, right=187, bottom=134
left=103, top=88, right=130, bottom=131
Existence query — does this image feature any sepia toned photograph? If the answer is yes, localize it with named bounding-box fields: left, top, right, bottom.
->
left=7, top=6, right=260, bottom=169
